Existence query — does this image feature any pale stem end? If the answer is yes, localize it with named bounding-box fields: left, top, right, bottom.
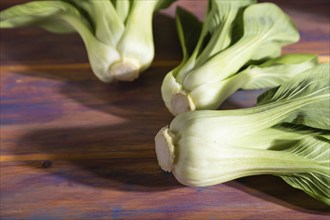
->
left=155, top=127, right=175, bottom=172
left=170, top=91, right=196, bottom=116
left=108, top=59, right=140, bottom=81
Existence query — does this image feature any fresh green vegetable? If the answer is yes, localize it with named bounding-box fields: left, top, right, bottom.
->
left=0, top=0, right=175, bottom=82
left=191, top=53, right=318, bottom=108
left=155, top=63, right=330, bottom=205
left=161, top=1, right=308, bottom=115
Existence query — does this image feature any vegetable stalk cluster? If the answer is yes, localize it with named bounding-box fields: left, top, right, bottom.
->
left=161, top=1, right=318, bottom=115
left=156, top=63, right=330, bottom=205
left=0, top=0, right=175, bottom=82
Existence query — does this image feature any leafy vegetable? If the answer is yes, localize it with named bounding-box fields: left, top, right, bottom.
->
left=161, top=2, right=308, bottom=115
left=190, top=53, right=318, bottom=108
left=155, top=63, right=330, bottom=205
left=0, top=0, right=175, bottom=82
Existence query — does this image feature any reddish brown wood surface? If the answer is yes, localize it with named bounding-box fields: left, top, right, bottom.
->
left=1, top=0, right=329, bottom=219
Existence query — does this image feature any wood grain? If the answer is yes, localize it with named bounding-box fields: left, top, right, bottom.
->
left=1, top=0, right=330, bottom=219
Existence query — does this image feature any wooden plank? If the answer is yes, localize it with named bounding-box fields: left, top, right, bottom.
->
left=1, top=0, right=330, bottom=219
left=1, top=161, right=329, bottom=220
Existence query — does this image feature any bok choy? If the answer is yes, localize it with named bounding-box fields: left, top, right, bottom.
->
left=161, top=1, right=313, bottom=115
left=155, top=63, right=330, bottom=205
left=0, top=0, right=175, bottom=82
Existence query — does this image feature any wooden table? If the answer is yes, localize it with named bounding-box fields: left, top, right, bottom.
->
left=1, top=0, right=329, bottom=219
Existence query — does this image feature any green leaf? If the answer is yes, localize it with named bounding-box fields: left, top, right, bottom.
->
left=280, top=136, right=330, bottom=205
left=174, top=1, right=213, bottom=84
left=37, top=18, right=77, bottom=34
left=175, top=0, right=255, bottom=84
left=244, top=3, right=300, bottom=60
left=187, top=54, right=318, bottom=110
left=0, top=1, right=86, bottom=29
left=175, top=7, right=203, bottom=63
left=196, top=0, right=256, bottom=66
left=257, top=63, right=330, bottom=130
left=155, top=0, right=177, bottom=11
left=65, top=0, right=124, bottom=46
left=242, top=54, right=318, bottom=89
left=113, top=0, right=131, bottom=24
left=184, top=3, right=300, bottom=91
left=239, top=123, right=328, bottom=151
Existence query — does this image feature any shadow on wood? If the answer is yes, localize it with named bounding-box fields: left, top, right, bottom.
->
left=226, top=176, right=330, bottom=214
left=16, top=125, right=182, bottom=192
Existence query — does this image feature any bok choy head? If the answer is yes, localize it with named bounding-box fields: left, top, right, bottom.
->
left=0, top=0, right=175, bottom=82
left=155, top=63, right=330, bottom=205
left=161, top=1, right=308, bottom=115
